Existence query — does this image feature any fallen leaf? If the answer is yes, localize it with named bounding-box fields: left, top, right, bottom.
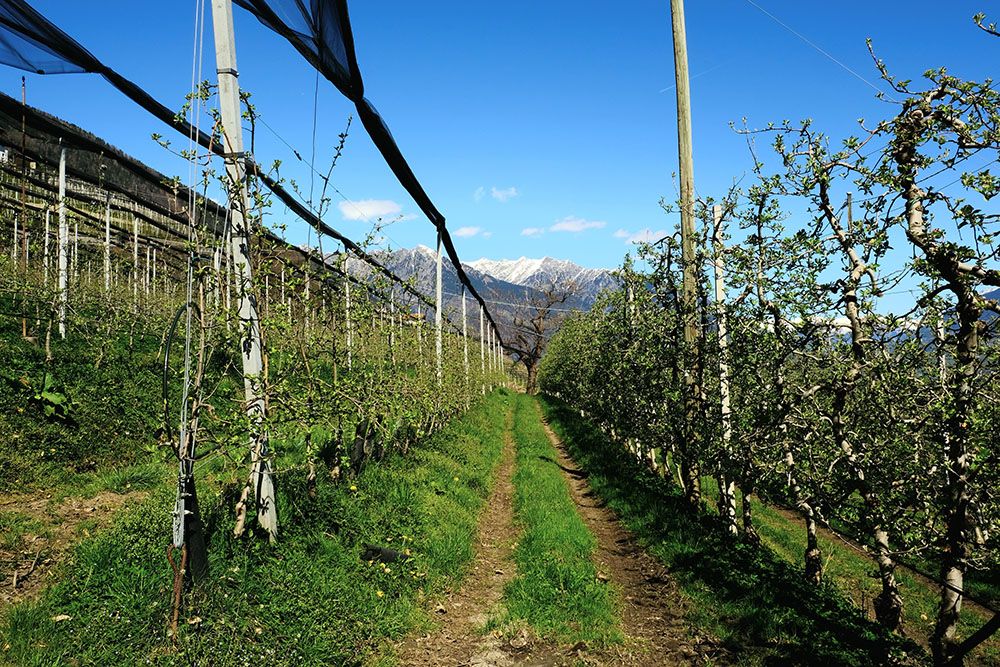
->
left=51, top=614, right=72, bottom=622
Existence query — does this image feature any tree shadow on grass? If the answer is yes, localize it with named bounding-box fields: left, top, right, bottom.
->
left=541, top=398, right=924, bottom=667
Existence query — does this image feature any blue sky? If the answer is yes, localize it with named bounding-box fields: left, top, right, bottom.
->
left=8, top=1, right=999, bottom=274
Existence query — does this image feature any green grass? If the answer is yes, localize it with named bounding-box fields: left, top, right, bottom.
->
left=539, top=396, right=922, bottom=667
left=0, top=512, right=47, bottom=551
left=0, top=390, right=513, bottom=667
left=697, top=477, right=1000, bottom=665
left=496, top=395, right=619, bottom=646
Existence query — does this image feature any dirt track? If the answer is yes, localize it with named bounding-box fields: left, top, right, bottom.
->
left=393, top=400, right=728, bottom=666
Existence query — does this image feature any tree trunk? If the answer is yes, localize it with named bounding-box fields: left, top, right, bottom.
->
left=740, top=486, right=761, bottom=545
left=803, top=507, right=822, bottom=585
left=717, top=474, right=738, bottom=536
left=931, top=294, right=977, bottom=665
left=872, top=523, right=903, bottom=631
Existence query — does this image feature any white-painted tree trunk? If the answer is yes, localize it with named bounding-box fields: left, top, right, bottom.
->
left=712, top=204, right=738, bottom=536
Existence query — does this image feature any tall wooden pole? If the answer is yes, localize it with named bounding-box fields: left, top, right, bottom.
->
left=57, top=147, right=67, bottom=339
left=669, top=0, right=701, bottom=504
left=435, top=230, right=444, bottom=388
left=211, top=0, right=277, bottom=542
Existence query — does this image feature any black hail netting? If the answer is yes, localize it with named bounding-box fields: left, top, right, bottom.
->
left=0, top=0, right=506, bottom=344
left=233, top=0, right=501, bottom=337
left=0, top=3, right=85, bottom=74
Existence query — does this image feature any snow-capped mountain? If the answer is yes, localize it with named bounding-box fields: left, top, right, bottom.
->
left=466, top=256, right=617, bottom=304
left=342, top=246, right=616, bottom=344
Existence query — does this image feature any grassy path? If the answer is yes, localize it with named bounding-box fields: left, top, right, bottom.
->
left=496, top=394, right=619, bottom=646
left=539, top=396, right=922, bottom=667
left=390, top=401, right=523, bottom=666
left=532, top=400, right=729, bottom=665
left=1, top=391, right=513, bottom=666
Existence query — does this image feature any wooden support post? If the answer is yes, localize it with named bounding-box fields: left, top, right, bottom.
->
left=212, top=246, right=221, bottom=310
left=435, top=230, right=443, bottom=388
left=345, top=256, right=353, bottom=370
left=304, top=271, right=311, bottom=332
left=104, top=195, right=111, bottom=292
left=57, top=148, right=67, bottom=339
left=669, top=0, right=702, bottom=505
left=43, top=206, right=50, bottom=287
left=132, top=216, right=139, bottom=302
left=417, top=304, right=423, bottom=356
left=462, top=287, right=469, bottom=404
left=72, top=217, right=78, bottom=282
left=479, top=303, right=485, bottom=395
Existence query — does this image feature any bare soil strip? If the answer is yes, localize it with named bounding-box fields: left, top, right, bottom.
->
left=394, top=406, right=555, bottom=666
left=536, top=405, right=731, bottom=666
left=0, top=490, right=145, bottom=609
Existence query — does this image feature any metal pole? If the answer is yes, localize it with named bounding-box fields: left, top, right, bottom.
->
left=211, top=0, right=277, bottom=542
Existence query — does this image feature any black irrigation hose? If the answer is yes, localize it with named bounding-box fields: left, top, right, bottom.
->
left=162, top=300, right=199, bottom=456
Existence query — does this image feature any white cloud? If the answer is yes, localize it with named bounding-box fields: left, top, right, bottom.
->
left=521, top=227, right=545, bottom=237
left=338, top=199, right=402, bottom=221
left=454, top=226, right=482, bottom=238
left=482, top=231, right=494, bottom=239
left=473, top=186, right=486, bottom=202
left=490, top=186, right=518, bottom=202
left=616, top=228, right=668, bottom=244
left=550, top=216, right=606, bottom=233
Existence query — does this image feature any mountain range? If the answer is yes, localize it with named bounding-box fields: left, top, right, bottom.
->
left=345, top=246, right=617, bottom=343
